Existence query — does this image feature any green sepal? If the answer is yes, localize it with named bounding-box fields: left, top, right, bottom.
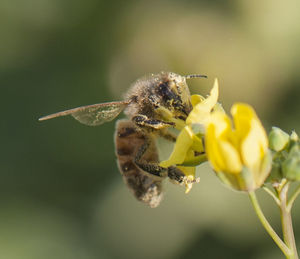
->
left=214, top=167, right=256, bottom=192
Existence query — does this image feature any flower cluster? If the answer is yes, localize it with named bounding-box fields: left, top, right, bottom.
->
left=159, top=78, right=300, bottom=258
left=268, top=127, right=300, bottom=182
left=161, top=79, right=272, bottom=192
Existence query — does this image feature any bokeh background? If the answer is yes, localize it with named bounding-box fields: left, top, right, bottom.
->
left=1, top=0, right=300, bottom=258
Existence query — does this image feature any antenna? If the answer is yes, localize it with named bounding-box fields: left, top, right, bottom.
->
left=185, top=74, right=207, bottom=79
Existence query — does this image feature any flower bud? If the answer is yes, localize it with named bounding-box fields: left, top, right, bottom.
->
left=267, top=129, right=300, bottom=183
left=269, top=127, right=289, bottom=152
left=282, top=145, right=300, bottom=181
left=290, top=131, right=299, bottom=142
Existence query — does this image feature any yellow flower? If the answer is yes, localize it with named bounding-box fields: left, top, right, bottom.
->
left=206, top=103, right=272, bottom=191
left=160, top=79, right=220, bottom=192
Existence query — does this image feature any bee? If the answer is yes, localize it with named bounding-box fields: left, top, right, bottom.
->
left=39, top=72, right=206, bottom=207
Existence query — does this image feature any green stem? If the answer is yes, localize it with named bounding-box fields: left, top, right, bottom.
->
left=278, top=183, right=299, bottom=259
left=287, top=183, right=300, bottom=212
left=249, top=191, right=291, bottom=257
left=263, top=186, right=280, bottom=206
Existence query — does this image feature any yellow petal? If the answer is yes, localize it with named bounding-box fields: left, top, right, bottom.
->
left=218, top=140, right=243, bottom=174
left=159, top=126, right=193, bottom=167
left=206, top=123, right=227, bottom=172
left=231, top=103, right=255, bottom=145
left=186, top=78, right=219, bottom=125
left=191, top=134, right=204, bottom=152
left=181, top=149, right=206, bottom=166
left=209, top=111, right=232, bottom=137
left=206, top=112, right=242, bottom=174
left=231, top=103, right=268, bottom=171
left=191, top=94, right=205, bottom=107
left=241, top=119, right=268, bottom=172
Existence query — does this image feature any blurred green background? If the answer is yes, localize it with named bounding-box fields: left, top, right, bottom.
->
left=1, top=0, right=300, bottom=258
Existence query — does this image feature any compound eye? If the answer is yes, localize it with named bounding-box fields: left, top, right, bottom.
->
left=158, top=82, right=173, bottom=98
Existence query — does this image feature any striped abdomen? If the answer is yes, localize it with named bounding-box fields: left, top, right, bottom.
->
left=114, top=119, right=163, bottom=208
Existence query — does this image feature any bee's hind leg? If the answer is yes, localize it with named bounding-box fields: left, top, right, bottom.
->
left=167, top=166, right=185, bottom=184
left=158, top=130, right=177, bottom=142
left=134, top=136, right=167, bottom=178
left=134, top=136, right=185, bottom=183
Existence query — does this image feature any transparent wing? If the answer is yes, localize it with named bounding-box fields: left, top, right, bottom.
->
left=39, top=101, right=129, bottom=126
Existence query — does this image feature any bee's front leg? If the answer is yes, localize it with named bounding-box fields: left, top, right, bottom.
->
left=132, top=115, right=175, bottom=130
left=132, top=115, right=177, bottom=142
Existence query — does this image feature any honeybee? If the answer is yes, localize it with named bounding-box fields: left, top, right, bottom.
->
left=39, top=72, right=206, bottom=207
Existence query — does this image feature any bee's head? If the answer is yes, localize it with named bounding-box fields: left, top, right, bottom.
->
left=156, top=72, right=206, bottom=121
